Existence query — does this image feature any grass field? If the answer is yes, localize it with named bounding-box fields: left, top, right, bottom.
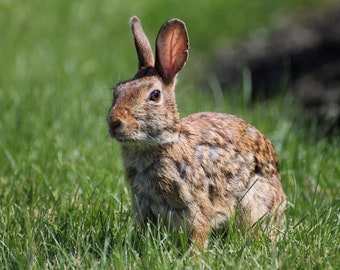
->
left=1, top=0, right=339, bottom=269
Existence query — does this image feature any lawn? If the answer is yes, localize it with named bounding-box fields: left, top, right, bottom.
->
left=0, top=0, right=339, bottom=269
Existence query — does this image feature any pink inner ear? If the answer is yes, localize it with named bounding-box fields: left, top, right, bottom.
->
left=156, top=21, right=188, bottom=82
left=170, top=30, right=187, bottom=74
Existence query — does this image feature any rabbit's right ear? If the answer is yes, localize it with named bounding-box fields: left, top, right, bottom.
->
left=130, top=16, right=155, bottom=70
left=155, top=19, right=189, bottom=84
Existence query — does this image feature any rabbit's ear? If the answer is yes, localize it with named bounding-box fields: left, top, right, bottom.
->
left=155, top=19, right=189, bottom=84
left=130, top=16, right=155, bottom=70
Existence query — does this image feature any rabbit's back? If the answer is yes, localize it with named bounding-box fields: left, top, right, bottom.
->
left=173, top=112, right=285, bottom=227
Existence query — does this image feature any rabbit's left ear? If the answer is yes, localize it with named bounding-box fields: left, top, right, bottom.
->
left=130, top=16, right=155, bottom=70
left=155, top=19, right=189, bottom=84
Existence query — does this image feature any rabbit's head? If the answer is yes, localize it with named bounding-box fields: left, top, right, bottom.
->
left=107, top=16, right=189, bottom=147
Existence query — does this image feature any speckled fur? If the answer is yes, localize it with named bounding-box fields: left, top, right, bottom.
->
left=107, top=16, right=286, bottom=248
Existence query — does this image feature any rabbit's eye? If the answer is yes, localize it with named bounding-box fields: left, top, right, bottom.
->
left=149, top=89, right=161, bottom=102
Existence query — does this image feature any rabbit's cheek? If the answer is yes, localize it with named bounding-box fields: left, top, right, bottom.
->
left=126, top=121, right=141, bottom=137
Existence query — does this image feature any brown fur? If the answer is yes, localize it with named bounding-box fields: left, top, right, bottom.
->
left=107, top=16, right=286, bottom=248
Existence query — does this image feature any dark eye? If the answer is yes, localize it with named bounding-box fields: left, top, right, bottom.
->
left=149, top=89, right=161, bottom=102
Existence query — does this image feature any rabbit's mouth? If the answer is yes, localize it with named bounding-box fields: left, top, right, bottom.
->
left=108, top=123, right=141, bottom=143
left=108, top=128, right=130, bottom=142
left=108, top=122, right=139, bottom=143
left=110, top=132, right=136, bottom=145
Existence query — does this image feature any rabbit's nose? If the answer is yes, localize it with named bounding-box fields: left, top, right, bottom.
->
left=108, top=119, right=122, bottom=137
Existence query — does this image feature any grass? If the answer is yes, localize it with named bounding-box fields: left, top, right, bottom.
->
left=1, top=0, right=339, bottom=269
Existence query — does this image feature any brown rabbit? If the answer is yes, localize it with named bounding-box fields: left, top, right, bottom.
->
left=107, top=16, right=286, bottom=248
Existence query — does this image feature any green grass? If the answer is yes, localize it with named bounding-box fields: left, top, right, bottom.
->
left=1, top=0, right=339, bottom=269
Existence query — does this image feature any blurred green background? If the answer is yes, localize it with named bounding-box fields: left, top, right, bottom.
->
left=0, top=0, right=339, bottom=268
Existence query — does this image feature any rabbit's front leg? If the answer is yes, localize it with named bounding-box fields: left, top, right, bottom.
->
left=190, top=225, right=209, bottom=249
left=132, top=193, right=157, bottom=225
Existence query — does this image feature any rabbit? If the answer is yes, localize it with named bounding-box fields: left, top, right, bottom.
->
left=107, top=16, right=286, bottom=248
